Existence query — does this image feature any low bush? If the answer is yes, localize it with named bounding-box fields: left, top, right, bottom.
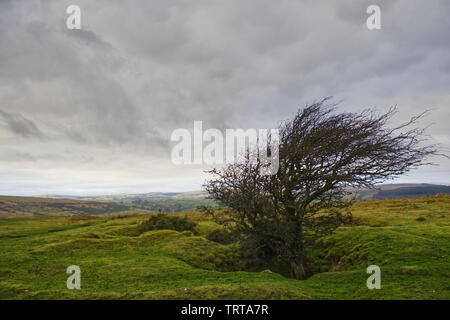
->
left=238, top=235, right=277, bottom=270
left=137, top=214, right=198, bottom=234
left=206, top=229, right=236, bottom=245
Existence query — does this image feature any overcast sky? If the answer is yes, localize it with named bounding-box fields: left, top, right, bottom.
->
left=0, top=0, right=449, bottom=196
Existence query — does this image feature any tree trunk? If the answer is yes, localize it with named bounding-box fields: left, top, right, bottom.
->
left=290, top=260, right=307, bottom=280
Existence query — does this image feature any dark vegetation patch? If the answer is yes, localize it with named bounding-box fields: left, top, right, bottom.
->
left=137, top=214, right=198, bottom=235
left=124, top=198, right=219, bottom=213
left=206, top=229, right=236, bottom=245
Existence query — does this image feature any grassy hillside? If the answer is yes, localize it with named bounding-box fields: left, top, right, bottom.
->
left=0, top=195, right=449, bottom=299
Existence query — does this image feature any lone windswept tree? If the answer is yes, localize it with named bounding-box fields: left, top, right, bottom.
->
left=204, top=98, right=440, bottom=280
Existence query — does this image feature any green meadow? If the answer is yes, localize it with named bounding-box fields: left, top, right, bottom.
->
left=0, top=195, right=449, bottom=300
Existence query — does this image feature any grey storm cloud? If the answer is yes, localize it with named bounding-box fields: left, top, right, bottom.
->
left=0, top=110, right=43, bottom=138
left=0, top=0, right=449, bottom=195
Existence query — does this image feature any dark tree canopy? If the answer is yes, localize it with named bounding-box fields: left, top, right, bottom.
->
left=203, top=98, right=440, bottom=279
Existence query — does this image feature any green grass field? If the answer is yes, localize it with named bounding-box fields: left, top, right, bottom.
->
left=1, top=195, right=449, bottom=300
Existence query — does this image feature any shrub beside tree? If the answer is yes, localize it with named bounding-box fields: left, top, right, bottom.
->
left=138, top=214, right=198, bottom=235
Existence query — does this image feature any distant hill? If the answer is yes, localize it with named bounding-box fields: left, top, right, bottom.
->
left=34, top=191, right=213, bottom=214
left=1, top=191, right=215, bottom=218
left=3, top=184, right=449, bottom=218
left=37, top=190, right=208, bottom=201
left=354, top=184, right=450, bottom=200
left=38, top=184, right=450, bottom=202
left=0, top=196, right=130, bottom=219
